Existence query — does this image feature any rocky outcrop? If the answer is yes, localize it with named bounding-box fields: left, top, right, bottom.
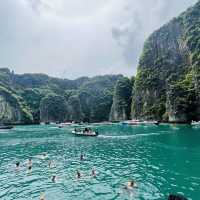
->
left=109, top=77, right=132, bottom=121
left=0, top=86, right=33, bottom=124
left=132, top=1, right=200, bottom=123
left=67, top=95, right=84, bottom=122
left=0, top=95, right=21, bottom=123
left=40, top=93, right=68, bottom=123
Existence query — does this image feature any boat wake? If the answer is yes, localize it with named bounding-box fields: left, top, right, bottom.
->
left=98, top=132, right=164, bottom=139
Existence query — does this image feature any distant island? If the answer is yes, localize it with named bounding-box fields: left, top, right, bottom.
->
left=1, top=1, right=200, bottom=125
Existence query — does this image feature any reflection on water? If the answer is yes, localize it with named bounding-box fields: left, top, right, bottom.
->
left=0, top=124, right=200, bottom=200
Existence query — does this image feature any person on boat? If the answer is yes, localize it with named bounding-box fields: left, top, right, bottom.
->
left=168, top=194, right=188, bottom=200
left=124, top=180, right=137, bottom=190
left=84, top=128, right=89, bottom=133
left=76, top=170, right=81, bottom=179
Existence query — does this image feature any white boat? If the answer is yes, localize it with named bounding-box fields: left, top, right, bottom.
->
left=0, top=125, right=14, bottom=130
left=58, top=122, right=73, bottom=128
left=122, top=120, right=159, bottom=125
left=72, top=128, right=98, bottom=137
left=191, top=121, right=200, bottom=125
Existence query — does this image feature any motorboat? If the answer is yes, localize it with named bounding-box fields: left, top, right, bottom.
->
left=72, top=128, right=98, bottom=137
left=0, top=125, right=14, bottom=130
left=122, top=120, right=159, bottom=125
left=58, top=122, right=73, bottom=128
left=191, top=121, right=200, bottom=126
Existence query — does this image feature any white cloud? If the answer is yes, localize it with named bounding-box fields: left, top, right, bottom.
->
left=0, top=0, right=197, bottom=79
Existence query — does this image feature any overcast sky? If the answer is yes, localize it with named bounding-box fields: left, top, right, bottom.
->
left=0, top=0, right=197, bottom=79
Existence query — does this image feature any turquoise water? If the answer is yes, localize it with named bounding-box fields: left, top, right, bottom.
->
left=0, top=124, right=200, bottom=200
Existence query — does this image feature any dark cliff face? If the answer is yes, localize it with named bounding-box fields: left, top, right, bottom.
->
left=0, top=69, right=33, bottom=124
left=132, top=1, right=200, bottom=123
left=40, top=93, right=68, bottom=123
left=0, top=68, right=122, bottom=124
left=109, top=77, right=133, bottom=121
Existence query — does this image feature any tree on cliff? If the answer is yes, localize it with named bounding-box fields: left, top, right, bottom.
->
left=40, top=93, right=68, bottom=122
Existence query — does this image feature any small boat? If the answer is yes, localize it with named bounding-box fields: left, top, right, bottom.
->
left=121, top=120, right=159, bottom=126
left=0, top=125, right=14, bottom=130
left=58, top=122, right=73, bottom=128
left=191, top=121, right=200, bottom=126
left=72, top=128, right=98, bottom=137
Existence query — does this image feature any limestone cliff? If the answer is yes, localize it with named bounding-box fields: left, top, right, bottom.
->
left=132, top=1, right=200, bottom=123
left=0, top=86, right=33, bottom=124
left=109, top=77, right=132, bottom=121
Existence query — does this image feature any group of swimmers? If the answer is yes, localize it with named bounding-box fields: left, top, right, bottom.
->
left=15, top=153, right=48, bottom=172
left=15, top=154, right=188, bottom=200
left=16, top=158, right=33, bottom=171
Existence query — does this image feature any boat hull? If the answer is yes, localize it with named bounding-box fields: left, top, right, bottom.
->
left=0, top=125, right=14, bottom=130
left=72, top=131, right=98, bottom=137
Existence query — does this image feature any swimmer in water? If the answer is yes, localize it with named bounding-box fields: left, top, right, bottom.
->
left=28, top=165, right=32, bottom=171
left=124, top=180, right=137, bottom=190
left=16, top=161, right=20, bottom=169
left=42, top=153, right=48, bottom=160
left=52, top=175, right=57, bottom=183
left=80, top=154, right=84, bottom=161
left=92, top=169, right=96, bottom=177
left=28, top=158, right=32, bottom=166
left=48, top=160, right=52, bottom=168
left=76, top=170, right=81, bottom=179
left=40, top=193, right=45, bottom=200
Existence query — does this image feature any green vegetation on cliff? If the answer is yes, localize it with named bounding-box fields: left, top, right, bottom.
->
left=0, top=68, right=122, bottom=124
left=132, top=1, right=200, bottom=123
left=40, top=93, right=68, bottom=123
left=109, top=77, right=133, bottom=121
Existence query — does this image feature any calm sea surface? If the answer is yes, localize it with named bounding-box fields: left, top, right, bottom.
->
left=0, top=124, right=200, bottom=200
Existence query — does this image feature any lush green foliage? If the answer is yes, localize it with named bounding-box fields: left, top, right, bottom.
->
left=0, top=68, right=122, bottom=124
left=40, top=93, right=68, bottom=122
left=110, top=77, right=133, bottom=121
left=132, top=1, right=200, bottom=122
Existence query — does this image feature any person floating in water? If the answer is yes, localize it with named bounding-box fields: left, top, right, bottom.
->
left=16, top=161, right=20, bottom=169
left=40, top=193, right=45, bottom=200
left=28, top=158, right=32, bottom=166
left=28, top=165, right=32, bottom=172
left=48, top=160, right=52, bottom=168
left=76, top=170, right=81, bottom=179
left=27, top=158, right=32, bottom=171
left=42, top=153, right=48, bottom=159
left=80, top=154, right=84, bottom=161
left=92, top=169, right=96, bottom=177
left=52, top=175, right=57, bottom=183
left=124, top=180, right=137, bottom=190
